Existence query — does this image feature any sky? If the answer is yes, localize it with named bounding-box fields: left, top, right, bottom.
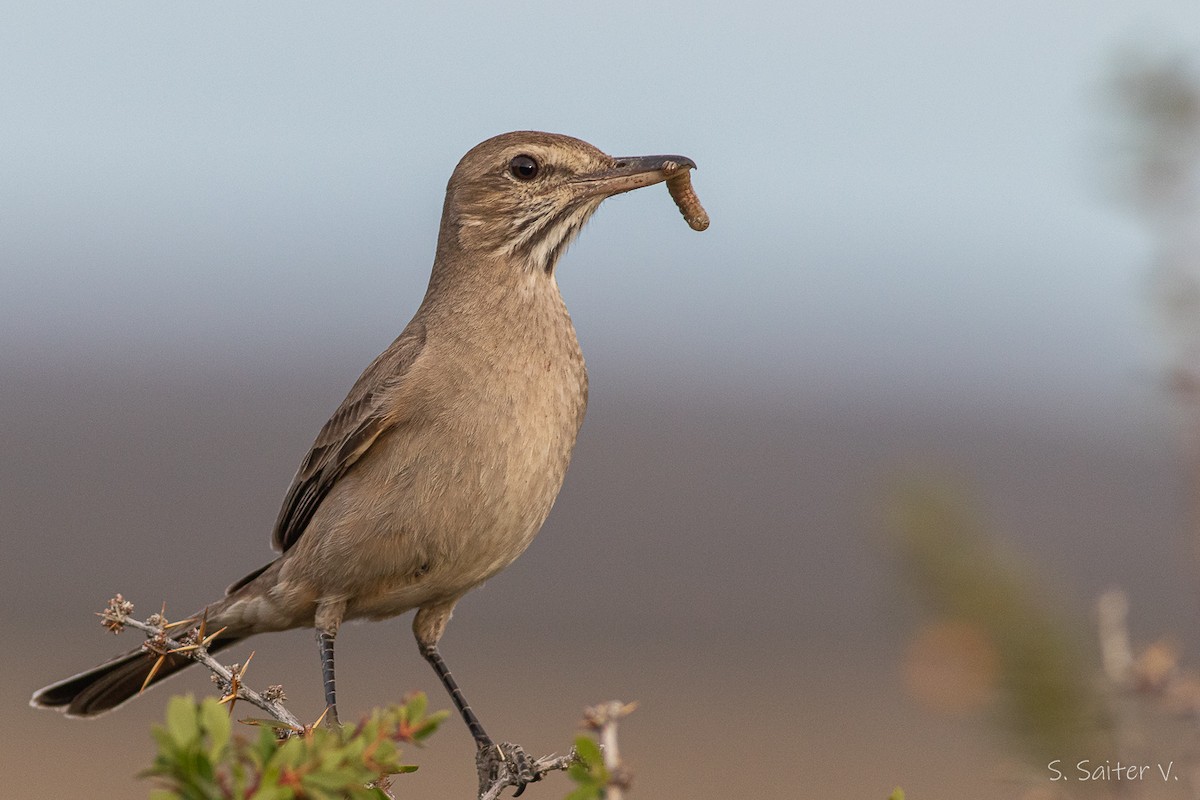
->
left=4, top=1, right=1199, bottom=440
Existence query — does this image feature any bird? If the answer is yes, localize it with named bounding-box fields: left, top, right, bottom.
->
left=32, top=131, right=700, bottom=788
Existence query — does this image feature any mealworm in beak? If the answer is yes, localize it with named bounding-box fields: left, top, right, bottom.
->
left=661, top=161, right=710, bottom=232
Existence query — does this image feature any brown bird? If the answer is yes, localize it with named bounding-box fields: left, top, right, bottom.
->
left=32, top=131, right=700, bottom=788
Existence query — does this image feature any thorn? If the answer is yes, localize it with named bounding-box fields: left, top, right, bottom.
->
left=308, top=705, right=331, bottom=735
left=201, top=626, right=228, bottom=647
left=220, top=657, right=250, bottom=716
left=141, top=654, right=167, bottom=694
left=195, top=608, right=210, bottom=643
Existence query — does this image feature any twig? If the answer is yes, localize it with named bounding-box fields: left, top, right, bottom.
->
left=100, top=595, right=302, bottom=731
left=106, top=596, right=617, bottom=799
left=1097, top=588, right=1134, bottom=687
left=478, top=751, right=580, bottom=800
left=583, top=700, right=637, bottom=800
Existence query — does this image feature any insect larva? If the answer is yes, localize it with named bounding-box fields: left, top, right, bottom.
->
left=661, top=160, right=710, bottom=232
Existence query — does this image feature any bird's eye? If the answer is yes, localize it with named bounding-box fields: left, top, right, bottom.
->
left=509, top=155, right=539, bottom=181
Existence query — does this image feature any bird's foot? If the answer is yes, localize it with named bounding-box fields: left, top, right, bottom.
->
left=475, top=740, right=540, bottom=798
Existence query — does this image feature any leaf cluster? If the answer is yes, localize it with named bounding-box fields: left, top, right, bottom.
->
left=144, top=694, right=448, bottom=800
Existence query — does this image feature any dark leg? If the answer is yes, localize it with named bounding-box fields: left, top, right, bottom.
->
left=419, top=641, right=537, bottom=797
left=318, top=630, right=341, bottom=726
left=418, top=641, right=490, bottom=745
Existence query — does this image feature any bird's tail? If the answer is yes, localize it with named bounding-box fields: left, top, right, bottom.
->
left=31, top=633, right=245, bottom=717
left=32, top=561, right=281, bottom=718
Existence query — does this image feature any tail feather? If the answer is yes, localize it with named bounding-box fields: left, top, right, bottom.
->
left=31, top=636, right=244, bottom=717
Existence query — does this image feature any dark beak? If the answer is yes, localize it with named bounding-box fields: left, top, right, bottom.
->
left=574, top=154, right=698, bottom=199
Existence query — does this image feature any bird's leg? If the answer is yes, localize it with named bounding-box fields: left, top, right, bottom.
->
left=317, top=630, right=340, bottom=727
left=418, top=640, right=491, bottom=744
left=414, top=605, right=538, bottom=797
left=419, top=641, right=537, bottom=797
left=315, top=601, right=346, bottom=728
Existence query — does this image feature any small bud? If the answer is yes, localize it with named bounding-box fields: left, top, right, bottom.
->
left=98, top=593, right=135, bottom=633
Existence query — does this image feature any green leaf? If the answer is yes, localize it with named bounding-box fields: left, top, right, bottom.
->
left=404, top=692, right=427, bottom=722
left=272, top=737, right=306, bottom=771
left=371, top=739, right=398, bottom=768
left=148, top=790, right=180, bottom=800
left=888, top=789, right=906, bottom=800
left=413, top=710, right=450, bottom=742
left=165, top=695, right=201, bottom=746
left=339, top=735, right=367, bottom=763
left=567, top=762, right=585, bottom=779
left=302, top=768, right=365, bottom=792
left=249, top=728, right=280, bottom=768
left=564, top=786, right=603, bottom=800
left=248, top=786, right=295, bottom=800
left=573, top=736, right=604, bottom=771
left=150, top=727, right=175, bottom=755
left=199, top=698, right=232, bottom=763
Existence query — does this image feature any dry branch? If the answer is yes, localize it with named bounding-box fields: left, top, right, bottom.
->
left=99, top=594, right=301, bottom=730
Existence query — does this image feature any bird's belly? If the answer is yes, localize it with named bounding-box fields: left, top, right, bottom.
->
left=302, top=384, right=584, bottom=620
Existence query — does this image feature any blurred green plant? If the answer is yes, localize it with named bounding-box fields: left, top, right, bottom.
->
left=889, top=482, right=1111, bottom=763
left=143, top=693, right=618, bottom=799
left=142, top=693, right=447, bottom=800
left=563, top=735, right=607, bottom=800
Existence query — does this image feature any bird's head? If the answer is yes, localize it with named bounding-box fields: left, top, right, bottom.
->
left=439, top=131, right=695, bottom=275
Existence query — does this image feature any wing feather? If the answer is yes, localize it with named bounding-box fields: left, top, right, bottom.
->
left=271, top=321, right=427, bottom=553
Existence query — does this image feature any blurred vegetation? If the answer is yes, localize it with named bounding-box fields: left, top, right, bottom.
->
left=1108, top=52, right=1200, bottom=573
left=142, top=693, right=626, bottom=800
left=563, top=735, right=609, bottom=800
left=1109, top=51, right=1200, bottom=221
left=889, top=483, right=1111, bottom=764
left=143, top=694, right=446, bottom=800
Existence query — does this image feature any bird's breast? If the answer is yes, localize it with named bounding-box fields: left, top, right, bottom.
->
left=332, top=286, right=588, bottom=616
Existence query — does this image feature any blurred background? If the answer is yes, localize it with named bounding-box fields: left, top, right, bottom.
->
left=5, top=2, right=1200, bottom=797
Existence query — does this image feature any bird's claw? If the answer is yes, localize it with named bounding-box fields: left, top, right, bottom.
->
left=476, top=741, right=540, bottom=798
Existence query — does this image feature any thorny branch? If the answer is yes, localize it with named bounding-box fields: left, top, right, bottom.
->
left=98, top=594, right=302, bottom=731
left=101, top=595, right=624, bottom=800
left=478, top=751, right=580, bottom=800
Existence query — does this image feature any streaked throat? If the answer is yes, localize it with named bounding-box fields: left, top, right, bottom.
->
left=508, top=197, right=604, bottom=275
